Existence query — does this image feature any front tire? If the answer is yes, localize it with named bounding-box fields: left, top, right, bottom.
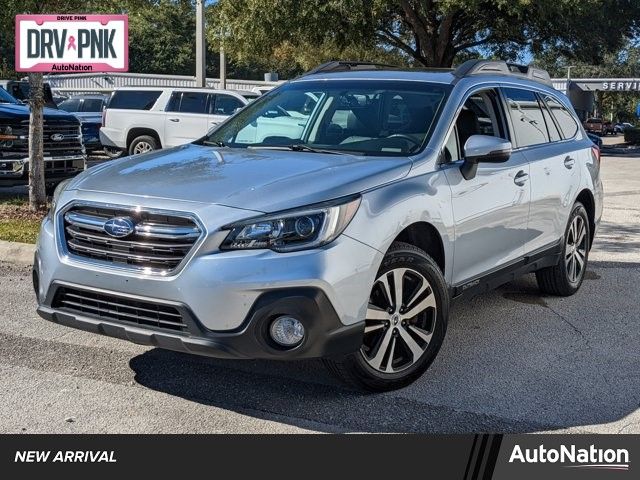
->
left=536, top=202, right=590, bottom=296
left=324, top=242, right=449, bottom=392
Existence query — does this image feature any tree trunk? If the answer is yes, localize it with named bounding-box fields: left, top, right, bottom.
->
left=28, top=72, right=46, bottom=212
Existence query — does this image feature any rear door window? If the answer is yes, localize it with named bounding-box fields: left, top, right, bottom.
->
left=502, top=88, right=549, bottom=147
left=543, top=95, right=579, bottom=139
left=108, top=90, right=161, bottom=110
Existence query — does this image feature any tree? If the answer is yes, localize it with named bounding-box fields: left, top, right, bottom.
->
left=212, top=0, right=640, bottom=74
left=28, top=73, right=46, bottom=210
left=535, top=42, right=640, bottom=122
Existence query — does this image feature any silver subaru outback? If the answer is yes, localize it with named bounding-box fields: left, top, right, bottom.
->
left=35, top=60, right=603, bottom=391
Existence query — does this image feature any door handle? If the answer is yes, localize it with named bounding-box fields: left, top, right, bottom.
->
left=169, top=118, right=180, bottom=122
left=564, top=156, right=575, bottom=169
left=514, top=170, right=529, bottom=186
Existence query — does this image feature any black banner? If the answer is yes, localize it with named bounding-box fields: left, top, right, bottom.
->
left=0, top=434, right=636, bottom=478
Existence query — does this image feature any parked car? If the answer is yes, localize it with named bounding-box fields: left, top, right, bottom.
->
left=58, top=94, right=109, bottom=153
left=0, top=87, right=85, bottom=190
left=586, top=132, right=603, bottom=148
left=99, top=87, right=252, bottom=156
left=614, top=122, right=634, bottom=134
left=36, top=60, right=602, bottom=391
left=0, top=80, right=59, bottom=109
left=583, top=117, right=612, bottom=135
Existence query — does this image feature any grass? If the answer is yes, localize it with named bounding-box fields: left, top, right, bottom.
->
left=0, top=196, right=47, bottom=244
left=0, top=218, right=42, bottom=243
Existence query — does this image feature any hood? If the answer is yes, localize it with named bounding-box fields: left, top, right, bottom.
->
left=73, top=144, right=412, bottom=212
left=0, top=103, right=79, bottom=123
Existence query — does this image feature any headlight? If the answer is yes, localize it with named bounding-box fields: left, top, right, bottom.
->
left=0, top=125, right=17, bottom=148
left=220, top=196, right=361, bottom=252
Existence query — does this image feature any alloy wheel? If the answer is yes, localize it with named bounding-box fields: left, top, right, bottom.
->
left=361, top=267, right=437, bottom=373
left=133, top=141, right=153, bottom=154
left=565, top=215, right=588, bottom=283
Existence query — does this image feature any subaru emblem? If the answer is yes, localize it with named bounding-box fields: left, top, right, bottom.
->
left=103, top=217, right=136, bottom=238
left=50, top=133, right=64, bottom=142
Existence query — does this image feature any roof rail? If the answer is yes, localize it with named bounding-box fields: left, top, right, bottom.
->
left=301, top=61, right=400, bottom=77
left=453, top=59, right=553, bottom=86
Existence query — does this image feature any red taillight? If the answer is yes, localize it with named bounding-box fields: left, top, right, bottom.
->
left=591, top=145, right=601, bottom=170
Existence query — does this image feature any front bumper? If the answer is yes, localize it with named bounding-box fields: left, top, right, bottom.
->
left=35, top=200, right=380, bottom=359
left=36, top=282, right=364, bottom=359
left=0, top=155, right=85, bottom=186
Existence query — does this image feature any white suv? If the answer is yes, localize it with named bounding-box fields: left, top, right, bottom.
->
left=99, top=87, right=253, bottom=156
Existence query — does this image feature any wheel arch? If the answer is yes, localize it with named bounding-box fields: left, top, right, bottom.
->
left=126, top=127, right=162, bottom=150
left=392, top=221, right=446, bottom=274
left=576, top=188, right=596, bottom=249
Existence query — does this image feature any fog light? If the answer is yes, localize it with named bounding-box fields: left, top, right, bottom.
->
left=269, top=316, right=305, bottom=347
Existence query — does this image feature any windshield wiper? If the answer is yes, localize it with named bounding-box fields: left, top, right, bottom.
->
left=202, top=140, right=226, bottom=147
left=249, top=144, right=349, bottom=155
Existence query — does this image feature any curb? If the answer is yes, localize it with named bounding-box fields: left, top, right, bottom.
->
left=0, top=240, right=36, bottom=265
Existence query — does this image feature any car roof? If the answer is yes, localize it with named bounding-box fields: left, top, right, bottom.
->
left=66, top=94, right=109, bottom=99
left=114, top=86, right=247, bottom=95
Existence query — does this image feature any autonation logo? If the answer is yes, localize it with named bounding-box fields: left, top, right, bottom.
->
left=509, top=444, right=630, bottom=471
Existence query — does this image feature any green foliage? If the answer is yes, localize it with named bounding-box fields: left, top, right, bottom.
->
left=211, top=0, right=640, bottom=74
left=624, top=127, right=640, bottom=144
left=535, top=42, right=640, bottom=122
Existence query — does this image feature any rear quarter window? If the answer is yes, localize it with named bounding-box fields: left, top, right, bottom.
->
left=108, top=90, right=162, bottom=110
left=543, top=95, right=579, bottom=139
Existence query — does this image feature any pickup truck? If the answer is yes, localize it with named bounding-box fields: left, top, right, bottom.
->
left=583, top=118, right=612, bottom=136
left=99, top=87, right=254, bottom=156
left=0, top=87, right=85, bottom=189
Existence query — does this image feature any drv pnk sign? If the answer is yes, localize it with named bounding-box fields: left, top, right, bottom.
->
left=15, top=14, right=128, bottom=72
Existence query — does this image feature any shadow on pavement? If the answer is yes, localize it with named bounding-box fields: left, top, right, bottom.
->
left=129, top=262, right=640, bottom=433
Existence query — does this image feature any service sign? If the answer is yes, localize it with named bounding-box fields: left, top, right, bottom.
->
left=15, top=14, right=128, bottom=72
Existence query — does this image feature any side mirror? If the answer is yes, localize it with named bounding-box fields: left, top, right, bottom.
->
left=460, top=135, right=512, bottom=180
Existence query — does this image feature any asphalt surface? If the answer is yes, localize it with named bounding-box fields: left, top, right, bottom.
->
left=0, top=143, right=638, bottom=433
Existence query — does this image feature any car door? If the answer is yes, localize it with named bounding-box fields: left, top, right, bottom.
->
left=520, top=91, right=582, bottom=253
left=208, top=94, right=245, bottom=130
left=442, top=87, right=530, bottom=286
left=164, top=91, right=209, bottom=147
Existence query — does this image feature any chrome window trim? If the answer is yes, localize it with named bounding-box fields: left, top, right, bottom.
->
left=55, top=200, right=207, bottom=277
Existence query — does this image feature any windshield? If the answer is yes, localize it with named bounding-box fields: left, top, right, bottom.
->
left=0, top=88, right=18, bottom=104
left=202, top=80, right=450, bottom=156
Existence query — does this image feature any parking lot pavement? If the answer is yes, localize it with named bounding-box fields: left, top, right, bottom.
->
left=0, top=153, right=638, bottom=434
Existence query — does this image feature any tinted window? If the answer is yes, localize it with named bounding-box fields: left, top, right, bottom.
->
left=81, top=98, right=105, bottom=112
left=544, top=95, right=578, bottom=139
left=58, top=98, right=81, bottom=112
left=503, top=88, right=548, bottom=147
left=176, top=91, right=209, bottom=114
left=108, top=90, right=161, bottom=110
left=213, top=95, right=244, bottom=115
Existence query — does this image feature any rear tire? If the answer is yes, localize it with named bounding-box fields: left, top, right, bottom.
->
left=324, top=242, right=449, bottom=392
left=536, top=202, right=590, bottom=296
left=128, top=135, right=159, bottom=156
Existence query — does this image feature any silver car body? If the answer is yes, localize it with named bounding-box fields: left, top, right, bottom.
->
left=35, top=68, right=603, bottom=357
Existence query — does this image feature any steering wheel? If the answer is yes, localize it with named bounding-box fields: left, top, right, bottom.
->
left=275, top=105, right=291, bottom=117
